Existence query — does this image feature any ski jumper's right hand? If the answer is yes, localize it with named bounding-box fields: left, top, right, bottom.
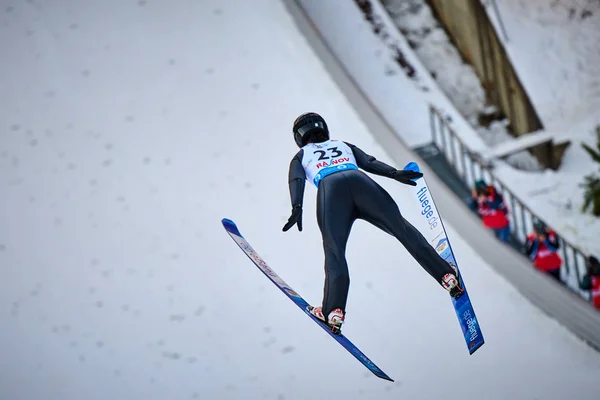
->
left=282, top=205, right=303, bottom=232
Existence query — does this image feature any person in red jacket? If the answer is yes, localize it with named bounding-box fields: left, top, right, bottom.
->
left=468, top=179, right=510, bottom=242
left=580, top=255, right=600, bottom=310
left=525, top=221, right=562, bottom=281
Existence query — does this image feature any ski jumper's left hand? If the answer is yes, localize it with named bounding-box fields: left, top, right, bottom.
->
left=282, top=205, right=303, bottom=232
left=343, top=142, right=422, bottom=186
left=390, top=169, right=423, bottom=186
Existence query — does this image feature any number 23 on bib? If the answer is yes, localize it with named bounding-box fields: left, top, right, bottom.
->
left=302, top=140, right=358, bottom=186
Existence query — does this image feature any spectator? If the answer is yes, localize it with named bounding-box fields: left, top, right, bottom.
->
left=580, top=255, right=600, bottom=310
left=468, top=179, right=510, bottom=242
left=525, top=221, right=562, bottom=282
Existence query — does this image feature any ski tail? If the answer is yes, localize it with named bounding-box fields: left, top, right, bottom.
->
left=221, top=218, right=394, bottom=381
left=404, top=162, right=485, bottom=354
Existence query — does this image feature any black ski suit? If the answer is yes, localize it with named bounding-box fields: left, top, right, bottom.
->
left=286, top=140, right=456, bottom=318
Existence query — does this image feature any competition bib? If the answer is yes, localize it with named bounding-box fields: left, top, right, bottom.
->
left=301, top=140, right=358, bottom=187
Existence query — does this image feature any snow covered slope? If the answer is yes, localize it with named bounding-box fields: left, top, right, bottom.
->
left=485, top=0, right=600, bottom=132
left=1, top=0, right=599, bottom=399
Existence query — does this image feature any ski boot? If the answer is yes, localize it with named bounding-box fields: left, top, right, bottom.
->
left=307, top=306, right=344, bottom=334
left=442, top=263, right=464, bottom=300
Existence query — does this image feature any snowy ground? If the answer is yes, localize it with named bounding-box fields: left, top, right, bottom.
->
left=1, top=0, right=600, bottom=399
left=485, top=0, right=600, bottom=131
left=380, top=0, right=600, bottom=256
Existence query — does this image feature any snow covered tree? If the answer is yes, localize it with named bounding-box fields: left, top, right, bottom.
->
left=580, top=126, right=600, bottom=216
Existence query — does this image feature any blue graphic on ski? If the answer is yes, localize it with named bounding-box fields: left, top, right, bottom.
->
left=222, top=218, right=393, bottom=381
left=404, top=162, right=485, bottom=354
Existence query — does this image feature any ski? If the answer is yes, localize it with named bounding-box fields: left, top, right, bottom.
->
left=221, top=218, right=393, bottom=381
left=405, top=162, right=485, bottom=354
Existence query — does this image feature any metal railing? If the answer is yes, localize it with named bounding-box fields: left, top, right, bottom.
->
left=428, top=105, right=591, bottom=302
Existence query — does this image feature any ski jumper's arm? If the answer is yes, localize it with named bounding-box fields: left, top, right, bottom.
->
left=344, top=142, right=397, bottom=178
left=288, top=149, right=306, bottom=208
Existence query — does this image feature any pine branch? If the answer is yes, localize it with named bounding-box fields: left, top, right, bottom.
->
left=581, top=142, right=600, bottom=164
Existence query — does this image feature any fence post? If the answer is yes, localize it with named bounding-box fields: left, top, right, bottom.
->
left=439, top=116, right=447, bottom=154
left=469, top=154, right=476, bottom=187
left=573, top=247, right=581, bottom=285
left=519, top=200, right=527, bottom=243
left=477, top=161, right=484, bottom=182
left=429, top=106, right=437, bottom=146
left=459, top=141, right=467, bottom=181
left=508, top=192, right=517, bottom=239
left=449, top=130, right=459, bottom=168
left=561, top=238, right=571, bottom=276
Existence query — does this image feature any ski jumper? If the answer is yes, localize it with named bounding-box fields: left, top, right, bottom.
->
left=287, top=140, right=456, bottom=317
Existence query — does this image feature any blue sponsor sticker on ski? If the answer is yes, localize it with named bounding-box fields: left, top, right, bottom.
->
left=222, top=218, right=394, bottom=381
left=404, top=162, right=485, bottom=354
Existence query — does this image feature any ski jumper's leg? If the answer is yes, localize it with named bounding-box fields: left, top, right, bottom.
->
left=316, top=173, right=356, bottom=318
left=351, top=171, right=455, bottom=283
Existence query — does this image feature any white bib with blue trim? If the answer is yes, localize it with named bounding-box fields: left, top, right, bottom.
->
left=301, top=140, right=358, bottom=187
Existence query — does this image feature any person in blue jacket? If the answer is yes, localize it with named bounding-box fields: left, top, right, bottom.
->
left=282, top=112, right=462, bottom=334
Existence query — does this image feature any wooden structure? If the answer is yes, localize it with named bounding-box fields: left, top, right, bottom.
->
left=424, top=0, right=568, bottom=169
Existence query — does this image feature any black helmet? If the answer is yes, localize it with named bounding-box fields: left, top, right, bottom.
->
left=533, top=220, right=546, bottom=234
left=292, top=112, right=329, bottom=148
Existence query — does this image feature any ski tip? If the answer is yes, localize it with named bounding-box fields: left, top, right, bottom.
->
left=221, top=218, right=242, bottom=236
left=469, top=340, right=485, bottom=355
left=403, top=161, right=422, bottom=181
left=404, top=161, right=420, bottom=173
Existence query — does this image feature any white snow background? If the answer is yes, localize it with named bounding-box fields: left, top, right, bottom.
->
left=1, top=1, right=599, bottom=399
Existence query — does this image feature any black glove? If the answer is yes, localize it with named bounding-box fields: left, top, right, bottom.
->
left=390, top=169, right=423, bottom=186
left=282, top=205, right=303, bottom=232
